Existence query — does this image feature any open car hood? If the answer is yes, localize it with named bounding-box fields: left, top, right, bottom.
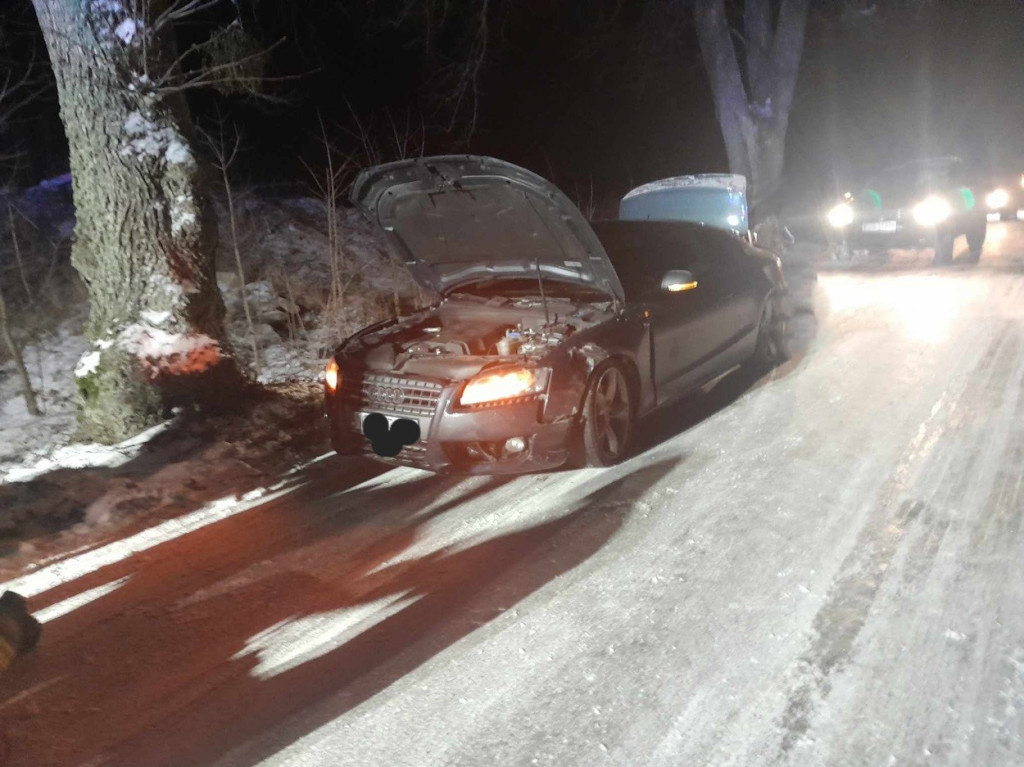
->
left=351, top=156, right=624, bottom=303
left=619, top=174, right=748, bottom=233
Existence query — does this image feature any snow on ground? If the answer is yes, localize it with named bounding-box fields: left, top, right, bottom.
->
left=0, top=316, right=181, bottom=487
left=0, top=318, right=89, bottom=477
left=0, top=207, right=820, bottom=547
left=0, top=185, right=404, bottom=497
left=4, top=226, right=1024, bottom=766
left=1, top=421, right=172, bottom=484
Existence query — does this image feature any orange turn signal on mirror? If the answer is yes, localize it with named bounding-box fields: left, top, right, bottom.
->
left=325, top=358, right=340, bottom=393
left=667, top=280, right=698, bottom=293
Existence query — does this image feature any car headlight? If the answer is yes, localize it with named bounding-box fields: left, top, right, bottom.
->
left=459, top=367, right=549, bottom=406
left=912, top=196, right=951, bottom=226
left=986, top=188, right=1010, bottom=209
left=324, top=358, right=340, bottom=393
left=827, top=202, right=854, bottom=228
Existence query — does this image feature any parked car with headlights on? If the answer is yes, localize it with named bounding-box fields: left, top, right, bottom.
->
left=983, top=173, right=1024, bottom=221
left=825, top=156, right=987, bottom=265
left=324, top=157, right=787, bottom=474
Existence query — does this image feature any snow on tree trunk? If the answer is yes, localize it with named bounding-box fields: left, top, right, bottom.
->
left=31, top=0, right=241, bottom=443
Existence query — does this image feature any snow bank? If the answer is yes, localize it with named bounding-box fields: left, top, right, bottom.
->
left=1, top=420, right=171, bottom=484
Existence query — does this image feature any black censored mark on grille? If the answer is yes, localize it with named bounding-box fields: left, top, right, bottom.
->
left=362, top=413, right=422, bottom=457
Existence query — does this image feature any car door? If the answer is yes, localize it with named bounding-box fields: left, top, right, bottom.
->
left=645, top=226, right=735, bottom=403
left=701, top=229, right=766, bottom=353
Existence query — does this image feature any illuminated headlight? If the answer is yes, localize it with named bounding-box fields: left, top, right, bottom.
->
left=986, top=188, right=1010, bottom=209
left=827, top=203, right=854, bottom=228
left=324, top=358, right=340, bottom=393
left=459, top=367, right=549, bottom=406
left=912, top=196, right=951, bottom=226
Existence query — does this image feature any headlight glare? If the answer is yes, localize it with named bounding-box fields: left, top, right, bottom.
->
left=459, top=367, right=549, bottom=406
left=986, top=188, right=1010, bottom=209
left=827, top=203, right=854, bottom=228
left=912, top=196, right=952, bottom=226
left=325, top=358, right=340, bottom=393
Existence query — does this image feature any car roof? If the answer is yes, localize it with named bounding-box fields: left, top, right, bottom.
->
left=590, top=219, right=711, bottom=234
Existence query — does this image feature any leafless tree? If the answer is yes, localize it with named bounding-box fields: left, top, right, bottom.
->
left=25, top=0, right=275, bottom=442
left=0, top=32, right=46, bottom=417
left=197, top=116, right=261, bottom=376
left=690, top=0, right=810, bottom=222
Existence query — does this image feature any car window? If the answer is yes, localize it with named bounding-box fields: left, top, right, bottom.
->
left=689, top=227, right=732, bottom=263
left=689, top=226, right=750, bottom=279
left=592, top=221, right=705, bottom=300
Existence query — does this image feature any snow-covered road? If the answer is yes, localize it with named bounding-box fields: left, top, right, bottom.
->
left=4, top=223, right=1024, bottom=766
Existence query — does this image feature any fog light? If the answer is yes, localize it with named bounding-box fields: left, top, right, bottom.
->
left=504, top=436, right=526, bottom=454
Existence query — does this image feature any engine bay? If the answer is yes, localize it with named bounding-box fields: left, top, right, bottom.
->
left=407, top=296, right=602, bottom=356
left=346, top=294, right=612, bottom=373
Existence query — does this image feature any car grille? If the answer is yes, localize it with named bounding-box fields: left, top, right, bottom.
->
left=357, top=373, right=443, bottom=418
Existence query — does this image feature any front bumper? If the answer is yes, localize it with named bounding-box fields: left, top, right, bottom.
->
left=326, top=379, right=574, bottom=475
left=987, top=207, right=1023, bottom=221
left=837, top=220, right=945, bottom=250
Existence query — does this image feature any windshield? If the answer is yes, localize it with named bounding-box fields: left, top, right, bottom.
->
left=865, top=159, right=957, bottom=197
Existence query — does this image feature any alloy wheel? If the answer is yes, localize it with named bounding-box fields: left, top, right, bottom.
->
left=592, top=365, right=631, bottom=458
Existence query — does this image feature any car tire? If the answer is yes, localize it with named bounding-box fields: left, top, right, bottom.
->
left=747, top=294, right=789, bottom=371
left=966, top=221, right=986, bottom=263
left=933, top=232, right=955, bottom=265
left=579, top=361, right=635, bottom=468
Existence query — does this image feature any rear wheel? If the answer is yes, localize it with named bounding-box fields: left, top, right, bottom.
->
left=831, top=239, right=852, bottom=262
left=966, top=221, right=986, bottom=263
left=747, top=295, right=789, bottom=371
left=933, top=232, right=955, bottom=265
left=580, top=362, right=635, bottom=468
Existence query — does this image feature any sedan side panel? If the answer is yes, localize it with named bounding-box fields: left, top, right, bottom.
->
left=647, top=229, right=749, bottom=403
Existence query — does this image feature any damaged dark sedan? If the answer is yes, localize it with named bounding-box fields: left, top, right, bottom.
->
left=324, top=156, right=787, bottom=474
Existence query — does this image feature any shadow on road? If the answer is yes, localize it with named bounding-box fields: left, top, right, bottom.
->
left=0, top=452, right=679, bottom=767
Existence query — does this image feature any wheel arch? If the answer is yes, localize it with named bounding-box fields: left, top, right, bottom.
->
left=575, top=352, right=641, bottom=419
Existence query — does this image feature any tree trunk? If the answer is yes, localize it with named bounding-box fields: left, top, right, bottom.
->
left=694, top=0, right=809, bottom=224
left=747, top=120, right=787, bottom=220
left=30, top=0, right=241, bottom=443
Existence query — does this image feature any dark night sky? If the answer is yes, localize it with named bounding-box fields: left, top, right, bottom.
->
left=3, top=0, right=1024, bottom=217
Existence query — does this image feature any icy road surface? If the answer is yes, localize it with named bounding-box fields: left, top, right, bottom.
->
left=3, top=224, right=1024, bottom=766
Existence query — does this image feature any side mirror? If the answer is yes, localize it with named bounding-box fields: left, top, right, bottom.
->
left=661, top=270, right=698, bottom=293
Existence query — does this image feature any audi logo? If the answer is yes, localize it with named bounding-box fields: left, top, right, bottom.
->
left=367, top=386, right=404, bottom=405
